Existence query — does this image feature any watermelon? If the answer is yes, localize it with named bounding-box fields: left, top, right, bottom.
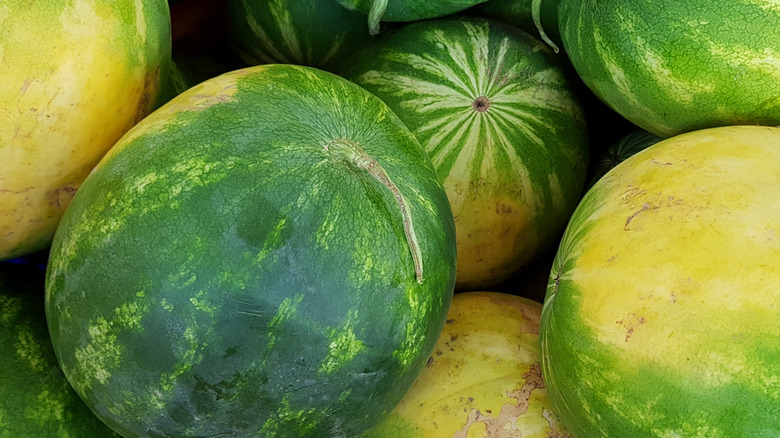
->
left=466, top=0, right=561, bottom=49
left=226, top=0, right=378, bottom=72
left=540, top=125, right=780, bottom=436
left=586, top=128, right=661, bottom=189
left=0, top=0, right=171, bottom=261
left=0, top=264, right=118, bottom=437
left=335, top=0, right=490, bottom=35
left=365, top=291, right=570, bottom=437
left=45, top=64, right=457, bottom=437
left=553, top=0, right=780, bottom=137
left=155, top=50, right=202, bottom=108
left=340, top=17, right=589, bottom=291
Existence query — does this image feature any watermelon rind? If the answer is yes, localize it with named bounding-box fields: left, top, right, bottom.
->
left=45, top=64, right=457, bottom=437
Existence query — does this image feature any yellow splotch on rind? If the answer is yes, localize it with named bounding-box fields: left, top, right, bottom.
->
left=0, top=0, right=170, bottom=260
left=50, top=155, right=234, bottom=285
left=264, top=294, right=305, bottom=354
left=68, top=299, right=150, bottom=396
left=571, top=126, right=780, bottom=387
left=543, top=126, right=780, bottom=435
left=15, top=328, right=48, bottom=373
left=98, top=68, right=251, bottom=164
left=319, top=309, right=365, bottom=373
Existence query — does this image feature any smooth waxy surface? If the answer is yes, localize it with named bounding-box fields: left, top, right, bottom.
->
left=558, top=0, right=780, bottom=137
left=0, top=0, right=170, bottom=260
left=366, top=292, right=570, bottom=437
left=341, top=17, right=588, bottom=290
left=0, top=265, right=118, bottom=437
left=45, top=65, right=456, bottom=437
left=541, top=125, right=780, bottom=437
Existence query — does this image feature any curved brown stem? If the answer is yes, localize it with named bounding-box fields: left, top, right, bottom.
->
left=325, top=138, right=424, bottom=284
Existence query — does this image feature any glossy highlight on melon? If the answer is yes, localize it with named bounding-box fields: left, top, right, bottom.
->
left=45, top=64, right=457, bottom=437
left=541, top=125, right=780, bottom=437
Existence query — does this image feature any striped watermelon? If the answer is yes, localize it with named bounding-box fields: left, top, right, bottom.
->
left=45, top=64, right=457, bottom=437
left=365, top=292, right=570, bottom=437
left=586, top=128, right=661, bottom=189
left=226, top=0, right=377, bottom=72
left=340, top=17, right=589, bottom=291
left=155, top=51, right=200, bottom=108
left=466, top=0, right=561, bottom=48
left=0, top=0, right=171, bottom=260
left=335, top=0, right=490, bottom=34
left=0, top=265, right=118, bottom=437
left=541, top=125, right=780, bottom=436
left=555, top=0, right=780, bottom=137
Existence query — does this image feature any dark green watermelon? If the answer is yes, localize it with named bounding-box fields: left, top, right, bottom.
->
left=335, top=0, right=491, bottom=34
left=45, top=64, right=457, bottom=437
left=0, top=264, right=118, bottom=437
left=586, top=128, right=662, bottom=189
left=227, top=0, right=378, bottom=72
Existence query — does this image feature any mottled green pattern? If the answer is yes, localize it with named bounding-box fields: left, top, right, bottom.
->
left=0, top=265, right=118, bottom=437
left=227, top=0, right=376, bottom=71
left=558, top=0, right=780, bottom=137
left=45, top=65, right=456, bottom=437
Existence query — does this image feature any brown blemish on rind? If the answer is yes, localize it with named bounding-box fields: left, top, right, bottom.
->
left=135, top=65, right=161, bottom=124
left=454, top=363, right=560, bottom=437
left=48, top=185, right=78, bottom=208
left=185, top=87, right=236, bottom=111
left=473, top=96, right=490, bottom=112
left=616, top=313, right=646, bottom=342
left=624, top=203, right=659, bottom=231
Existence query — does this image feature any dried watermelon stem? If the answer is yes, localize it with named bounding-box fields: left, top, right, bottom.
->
left=367, top=0, right=388, bottom=36
left=325, top=138, right=424, bottom=284
left=532, top=0, right=559, bottom=52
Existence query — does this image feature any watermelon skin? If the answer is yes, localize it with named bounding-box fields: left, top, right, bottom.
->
left=466, top=0, right=561, bottom=49
left=0, top=0, right=171, bottom=261
left=557, top=0, right=780, bottom=138
left=45, top=64, right=457, bottom=437
left=0, top=265, right=119, bottom=437
left=365, top=292, right=570, bottom=437
left=586, top=128, right=661, bottom=189
left=337, top=0, right=489, bottom=21
left=227, top=0, right=377, bottom=72
left=340, top=17, right=589, bottom=291
left=540, top=125, right=780, bottom=437
left=335, top=0, right=490, bottom=34
left=154, top=51, right=200, bottom=109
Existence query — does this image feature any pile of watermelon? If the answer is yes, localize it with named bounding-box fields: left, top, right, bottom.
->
left=2, top=0, right=779, bottom=436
